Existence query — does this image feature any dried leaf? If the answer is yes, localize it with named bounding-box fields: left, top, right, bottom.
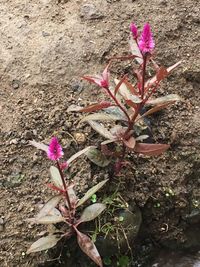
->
left=76, top=230, right=103, bottom=267
left=128, top=35, right=143, bottom=64
left=27, top=235, right=61, bottom=254
left=134, top=143, right=170, bottom=156
left=147, top=94, right=182, bottom=105
left=79, top=102, right=113, bottom=113
left=80, top=113, right=122, bottom=123
left=67, top=146, right=96, bottom=166
left=36, top=195, right=62, bottom=219
left=85, top=147, right=111, bottom=167
left=123, top=136, right=136, bottom=149
left=50, top=166, right=63, bottom=189
left=77, top=180, right=108, bottom=207
left=80, top=203, right=106, bottom=223
left=29, top=140, right=48, bottom=152
left=88, top=121, right=115, bottom=140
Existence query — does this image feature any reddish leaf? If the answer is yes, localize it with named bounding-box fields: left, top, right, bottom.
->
left=156, top=66, right=168, bottom=83
left=123, top=136, right=136, bottom=149
left=79, top=102, right=113, bottom=113
left=125, top=99, right=137, bottom=110
left=134, top=143, right=170, bottom=156
left=123, top=79, right=139, bottom=96
left=76, top=230, right=103, bottom=267
left=114, top=75, right=128, bottom=95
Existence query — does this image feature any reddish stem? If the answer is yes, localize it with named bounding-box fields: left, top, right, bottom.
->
left=56, top=161, right=72, bottom=211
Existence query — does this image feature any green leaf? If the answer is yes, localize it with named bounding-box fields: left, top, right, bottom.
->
left=26, top=235, right=62, bottom=254
left=77, top=179, right=108, bottom=207
left=50, top=166, right=63, bottom=189
left=85, top=147, right=111, bottom=167
left=80, top=203, right=106, bottom=223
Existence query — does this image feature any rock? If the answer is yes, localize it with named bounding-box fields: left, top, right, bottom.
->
left=80, top=3, right=104, bottom=20
left=73, top=132, right=86, bottom=144
left=11, top=79, right=20, bottom=89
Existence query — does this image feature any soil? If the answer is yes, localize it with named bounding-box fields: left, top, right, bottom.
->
left=0, top=0, right=200, bottom=266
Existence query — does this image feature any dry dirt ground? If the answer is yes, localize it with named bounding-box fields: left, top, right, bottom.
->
left=0, top=0, right=200, bottom=266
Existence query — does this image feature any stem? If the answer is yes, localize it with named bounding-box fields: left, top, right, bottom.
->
left=56, top=161, right=72, bottom=211
left=105, top=87, right=131, bottom=125
left=141, top=54, right=147, bottom=99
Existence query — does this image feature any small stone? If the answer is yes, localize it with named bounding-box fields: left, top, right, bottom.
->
left=74, top=132, right=86, bottom=144
left=10, top=139, right=19, bottom=145
left=12, top=80, right=20, bottom=89
left=80, top=4, right=104, bottom=20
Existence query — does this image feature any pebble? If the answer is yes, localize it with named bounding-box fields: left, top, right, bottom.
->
left=74, top=132, right=86, bottom=144
left=12, top=80, right=20, bottom=89
left=80, top=3, right=104, bottom=20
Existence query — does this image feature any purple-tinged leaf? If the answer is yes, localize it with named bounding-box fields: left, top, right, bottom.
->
left=88, top=121, right=115, bottom=140
left=129, top=35, right=143, bottom=64
left=79, top=203, right=106, bottom=223
left=114, top=75, right=128, bottom=95
left=27, top=235, right=62, bottom=254
left=123, top=136, right=136, bottom=149
left=67, top=146, right=96, bottom=166
left=134, top=143, right=170, bottom=156
left=50, top=166, right=63, bottom=189
left=67, top=104, right=83, bottom=112
left=123, top=79, right=139, bottom=96
left=76, top=230, right=103, bottom=267
left=79, top=102, right=113, bottom=113
left=36, top=195, right=62, bottom=219
left=31, top=215, right=65, bottom=225
left=80, top=113, right=122, bottom=123
left=146, top=94, right=182, bottom=105
left=29, top=140, right=48, bottom=152
left=167, top=61, right=182, bottom=73
left=77, top=179, right=108, bottom=207
left=67, top=184, right=78, bottom=207
left=85, top=147, right=111, bottom=167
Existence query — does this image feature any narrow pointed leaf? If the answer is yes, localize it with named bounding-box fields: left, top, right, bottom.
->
left=88, top=121, right=115, bottom=140
left=76, top=230, right=103, bottom=267
left=36, top=195, right=62, bottom=219
left=123, top=136, right=136, bottom=149
left=50, top=166, right=63, bottom=189
left=147, top=94, right=182, bottom=105
left=67, top=104, right=83, bottom=112
left=79, top=102, right=113, bottom=113
left=77, top=179, right=108, bottom=207
left=67, top=146, right=96, bottom=166
left=80, top=113, right=121, bottom=123
left=134, top=143, right=170, bottom=156
left=114, top=75, right=128, bottom=95
left=80, top=203, right=106, bottom=223
left=85, top=147, right=111, bottom=167
left=138, top=102, right=176, bottom=120
left=29, top=140, right=48, bottom=152
left=123, top=79, right=139, bottom=96
left=27, top=235, right=62, bottom=254
left=67, top=185, right=78, bottom=206
left=129, top=35, right=143, bottom=64
left=36, top=215, right=65, bottom=224
left=156, top=66, right=168, bottom=82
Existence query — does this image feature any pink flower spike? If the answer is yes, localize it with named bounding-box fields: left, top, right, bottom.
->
left=47, top=137, right=64, bottom=161
left=130, top=23, right=138, bottom=39
left=138, top=23, right=155, bottom=54
left=60, top=161, right=68, bottom=170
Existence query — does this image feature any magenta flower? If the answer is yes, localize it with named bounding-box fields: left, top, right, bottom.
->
left=130, top=23, right=138, bottom=39
left=138, top=23, right=155, bottom=54
left=82, top=64, right=110, bottom=89
left=47, top=137, right=64, bottom=161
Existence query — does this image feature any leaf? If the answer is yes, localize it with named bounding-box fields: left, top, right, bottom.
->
left=80, top=113, right=122, bottom=123
left=128, top=35, right=143, bottom=64
left=27, top=235, right=61, bottom=254
left=123, top=136, right=136, bottom=149
left=114, top=75, right=128, bottom=95
left=67, top=146, right=96, bottom=166
left=135, top=135, right=149, bottom=142
left=67, top=184, right=78, bottom=206
left=167, top=60, right=182, bottom=73
left=29, top=140, right=48, bottom=152
left=67, top=104, right=83, bottom=112
left=35, top=215, right=65, bottom=224
left=156, top=66, right=168, bottom=83
left=36, top=195, right=62, bottom=219
left=80, top=203, right=106, bottom=223
left=123, top=79, right=139, bottom=96
left=79, top=102, right=113, bottom=113
left=77, top=179, right=108, bottom=207
left=76, top=230, right=103, bottom=267
left=134, top=143, right=170, bottom=156
left=88, top=121, right=115, bottom=140
left=114, top=79, right=142, bottom=103
left=85, top=147, right=111, bottom=167
left=103, top=106, right=127, bottom=121
left=50, top=166, right=63, bottom=189
left=147, top=94, right=182, bottom=105
left=138, top=102, right=176, bottom=120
